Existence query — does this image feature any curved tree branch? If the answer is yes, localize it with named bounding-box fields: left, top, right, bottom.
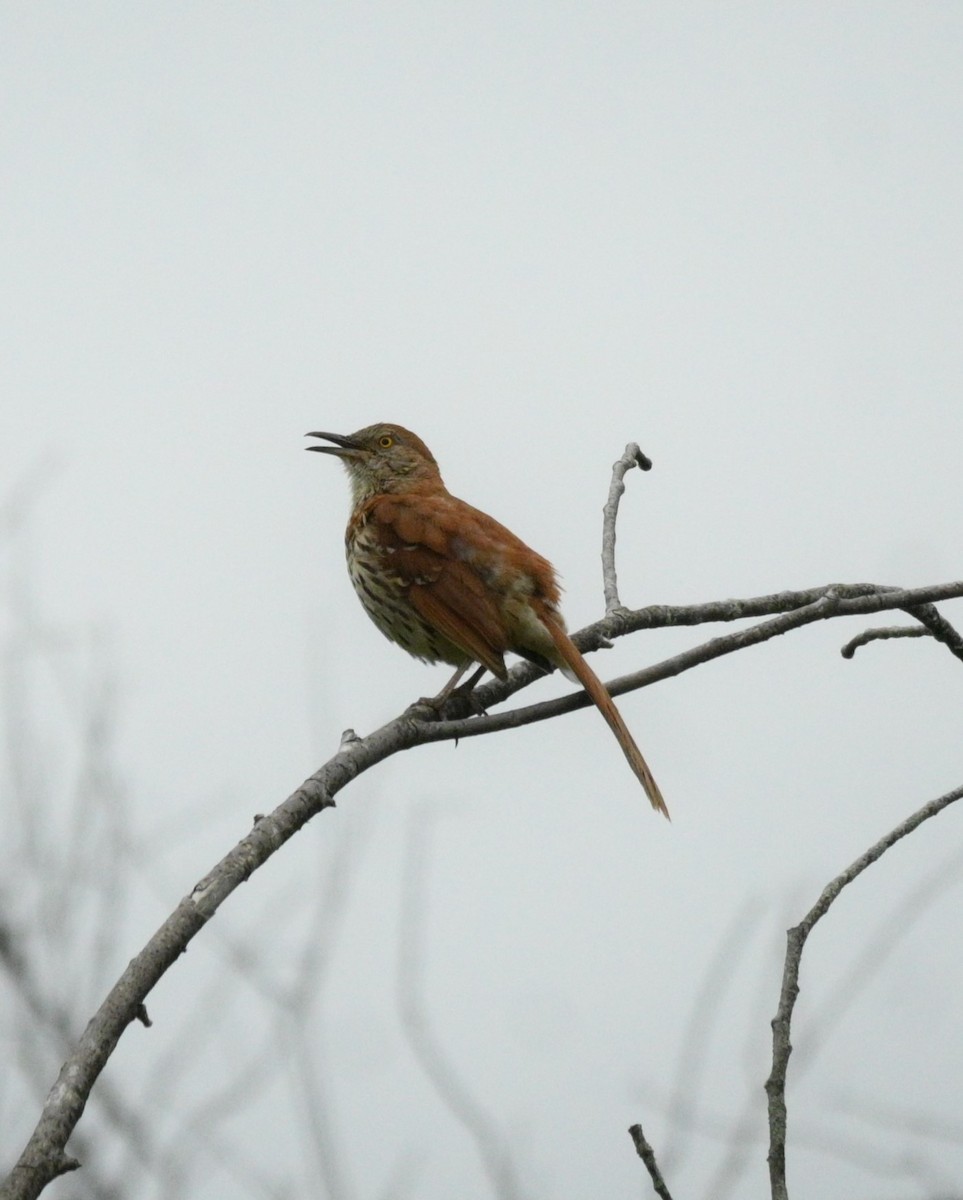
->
left=840, top=626, right=930, bottom=657
left=4, top=577, right=963, bottom=1198
left=841, top=601, right=963, bottom=662
left=764, top=781, right=963, bottom=1200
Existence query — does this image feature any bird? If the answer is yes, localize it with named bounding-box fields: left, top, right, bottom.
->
left=307, top=423, right=667, bottom=816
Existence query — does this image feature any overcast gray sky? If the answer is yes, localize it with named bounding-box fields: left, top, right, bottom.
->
left=3, top=4, right=963, bottom=1197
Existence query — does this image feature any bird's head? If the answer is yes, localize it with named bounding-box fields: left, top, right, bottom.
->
left=306, top=423, right=442, bottom=504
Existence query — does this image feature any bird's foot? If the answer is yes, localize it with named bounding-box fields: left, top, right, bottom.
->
left=407, top=668, right=488, bottom=722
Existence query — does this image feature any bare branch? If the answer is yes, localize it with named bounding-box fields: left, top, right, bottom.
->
left=902, top=601, right=963, bottom=663
left=841, top=600, right=963, bottom=662
left=628, top=1123, right=674, bottom=1200
left=607, top=580, right=963, bottom=636
left=601, top=443, right=653, bottom=614
left=418, top=581, right=963, bottom=747
left=765, top=781, right=963, bottom=1200
left=5, top=574, right=963, bottom=1197
left=840, top=626, right=929, bottom=657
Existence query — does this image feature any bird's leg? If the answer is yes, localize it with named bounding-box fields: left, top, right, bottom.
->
left=439, top=664, right=490, bottom=718
left=434, top=662, right=475, bottom=702
left=409, top=663, right=489, bottom=720
left=440, top=663, right=487, bottom=702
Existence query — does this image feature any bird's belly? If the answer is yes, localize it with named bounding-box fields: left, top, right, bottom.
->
left=347, top=549, right=468, bottom=667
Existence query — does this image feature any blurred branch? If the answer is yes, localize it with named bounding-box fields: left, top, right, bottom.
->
left=661, top=898, right=764, bottom=1172
left=0, top=923, right=158, bottom=1175
left=0, top=760, right=344, bottom=1198
left=0, top=451, right=62, bottom=542
left=831, top=1089, right=963, bottom=1147
left=279, top=817, right=371, bottom=1200
left=398, top=807, right=524, bottom=1200
left=658, top=897, right=763, bottom=1185
left=0, top=537, right=172, bottom=1197
left=765, top=781, right=963, bottom=1200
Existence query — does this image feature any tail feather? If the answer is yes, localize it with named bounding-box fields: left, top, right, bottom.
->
left=543, top=616, right=668, bottom=818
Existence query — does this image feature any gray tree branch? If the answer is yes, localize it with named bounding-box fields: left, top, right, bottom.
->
left=764, top=781, right=963, bottom=1200
left=4, top=577, right=963, bottom=1199
left=628, top=1122, right=674, bottom=1200
left=5, top=443, right=963, bottom=1200
left=601, top=442, right=653, bottom=614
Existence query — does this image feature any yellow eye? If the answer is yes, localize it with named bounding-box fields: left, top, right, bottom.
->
left=379, top=435, right=394, bottom=448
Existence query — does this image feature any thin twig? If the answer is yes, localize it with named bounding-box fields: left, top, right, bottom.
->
left=801, top=838, right=963, bottom=1074
left=628, top=1124, right=673, bottom=1200
left=841, top=601, right=963, bottom=662
left=840, top=626, right=929, bottom=658
left=764, top=781, right=963, bottom=1200
left=602, top=443, right=652, bottom=614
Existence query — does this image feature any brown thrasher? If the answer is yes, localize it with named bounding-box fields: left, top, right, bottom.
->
left=307, top=423, right=667, bottom=816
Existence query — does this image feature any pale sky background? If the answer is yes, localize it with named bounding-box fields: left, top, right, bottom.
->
left=3, top=4, right=963, bottom=1198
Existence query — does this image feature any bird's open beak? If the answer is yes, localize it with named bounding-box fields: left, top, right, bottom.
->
left=305, top=431, right=365, bottom=459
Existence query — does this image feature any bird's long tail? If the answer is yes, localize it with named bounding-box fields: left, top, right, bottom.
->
left=542, top=615, right=668, bottom=817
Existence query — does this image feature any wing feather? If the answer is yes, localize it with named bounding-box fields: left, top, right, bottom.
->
left=366, top=495, right=510, bottom=678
